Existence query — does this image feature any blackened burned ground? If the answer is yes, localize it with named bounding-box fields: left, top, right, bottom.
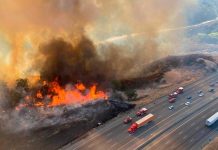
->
left=0, top=100, right=134, bottom=150
left=62, top=72, right=218, bottom=150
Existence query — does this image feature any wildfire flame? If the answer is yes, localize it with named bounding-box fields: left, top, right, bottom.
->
left=34, top=81, right=108, bottom=107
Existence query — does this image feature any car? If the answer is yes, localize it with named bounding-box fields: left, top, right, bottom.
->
left=136, top=108, right=148, bottom=116
left=197, top=90, right=203, bottom=94
left=185, top=102, right=191, bottom=106
left=168, top=105, right=174, bottom=110
left=173, top=92, right=178, bottom=96
left=176, top=87, right=184, bottom=94
left=168, top=98, right=176, bottom=103
left=97, top=122, right=102, bottom=126
left=187, top=96, right=192, bottom=100
left=208, top=88, right=215, bottom=92
left=210, top=83, right=215, bottom=87
left=123, top=116, right=133, bottom=124
left=168, top=92, right=178, bottom=99
left=199, top=93, right=204, bottom=97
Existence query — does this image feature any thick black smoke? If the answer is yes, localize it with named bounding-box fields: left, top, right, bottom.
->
left=39, top=36, right=107, bottom=85
left=38, top=36, right=139, bottom=86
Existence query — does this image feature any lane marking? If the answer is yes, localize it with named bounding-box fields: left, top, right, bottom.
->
left=110, top=143, right=118, bottom=149
left=178, top=131, right=183, bottom=135
left=182, top=136, right=187, bottom=140
left=164, top=140, right=170, bottom=145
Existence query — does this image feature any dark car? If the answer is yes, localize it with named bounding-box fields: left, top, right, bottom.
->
left=197, top=90, right=203, bottom=94
left=208, top=88, right=215, bottom=92
left=187, top=96, right=192, bottom=100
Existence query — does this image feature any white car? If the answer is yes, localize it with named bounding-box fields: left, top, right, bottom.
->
left=199, top=93, right=204, bottom=97
left=97, top=122, right=102, bottom=126
left=185, top=102, right=191, bottom=106
left=168, top=105, right=174, bottom=110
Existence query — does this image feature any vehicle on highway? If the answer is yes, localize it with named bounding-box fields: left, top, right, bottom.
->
left=97, top=122, right=102, bottom=126
left=198, top=90, right=203, bottom=94
left=210, top=83, right=215, bottom=87
left=136, top=108, right=148, bottom=116
left=168, top=87, right=184, bottom=99
left=206, top=112, right=218, bottom=126
left=123, top=116, right=133, bottom=124
left=168, top=105, right=174, bottom=110
left=185, top=101, right=190, bottom=106
left=199, top=93, right=204, bottom=97
left=128, top=113, right=155, bottom=133
left=176, top=87, right=184, bottom=94
left=168, top=98, right=176, bottom=103
left=187, top=96, right=192, bottom=100
left=168, top=92, right=178, bottom=99
left=208, top=88, right=215, bottom=92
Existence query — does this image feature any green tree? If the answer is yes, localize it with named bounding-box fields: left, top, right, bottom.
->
left=125, top=89, right=137, bottom=101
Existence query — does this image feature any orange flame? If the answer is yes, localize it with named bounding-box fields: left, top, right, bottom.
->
left=24, top=81, right=107, bottom=107
left=15, top=81, right=108, bottom=110
left=49, top=81, right=107, bottom=106
left=36, top=90, right=43, bottom=99
left=75, top=83, right=86, bottom=91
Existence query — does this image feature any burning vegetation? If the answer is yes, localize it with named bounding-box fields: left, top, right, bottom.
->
left=16, top=80, right=108, bottom=109
left=4, top=36, right=112, bottom=111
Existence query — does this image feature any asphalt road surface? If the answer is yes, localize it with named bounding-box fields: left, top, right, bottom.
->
left=61, top=72, right=218, bottom=150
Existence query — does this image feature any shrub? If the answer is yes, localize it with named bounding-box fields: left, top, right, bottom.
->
left=124, top=89, right=137, bottom=101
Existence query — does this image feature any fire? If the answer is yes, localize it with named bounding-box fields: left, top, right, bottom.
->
left=36, top=91, right=43, bottom=99
left=49, top=81, right=107, bottom=106
left=75, top=83, right=86, bottom=91
left=34, top=81, right=108, bottom=107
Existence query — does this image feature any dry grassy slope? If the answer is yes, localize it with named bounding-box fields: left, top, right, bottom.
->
left=134, top=68, right=203, bottom=106
left=128, top=54, right=217, bottom=106
left=203, top=137, right=218, bottom=150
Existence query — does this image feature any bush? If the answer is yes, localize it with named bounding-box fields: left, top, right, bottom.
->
left=124, top=89, right=137, bottom=101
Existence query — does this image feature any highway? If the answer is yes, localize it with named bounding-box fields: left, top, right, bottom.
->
left=61, top=72, right=218, bottom=150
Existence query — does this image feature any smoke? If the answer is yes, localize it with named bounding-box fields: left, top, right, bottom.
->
left=0, top=0, right=197, bottom=85
left=37, top=37, right=104, bottom=85
left=38, top=36, right=144, bottom=85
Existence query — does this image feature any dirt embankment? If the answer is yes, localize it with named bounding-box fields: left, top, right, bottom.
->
left=116, top=54, right=218, bottom=106
left=203, top=137, right=218, bottom=150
